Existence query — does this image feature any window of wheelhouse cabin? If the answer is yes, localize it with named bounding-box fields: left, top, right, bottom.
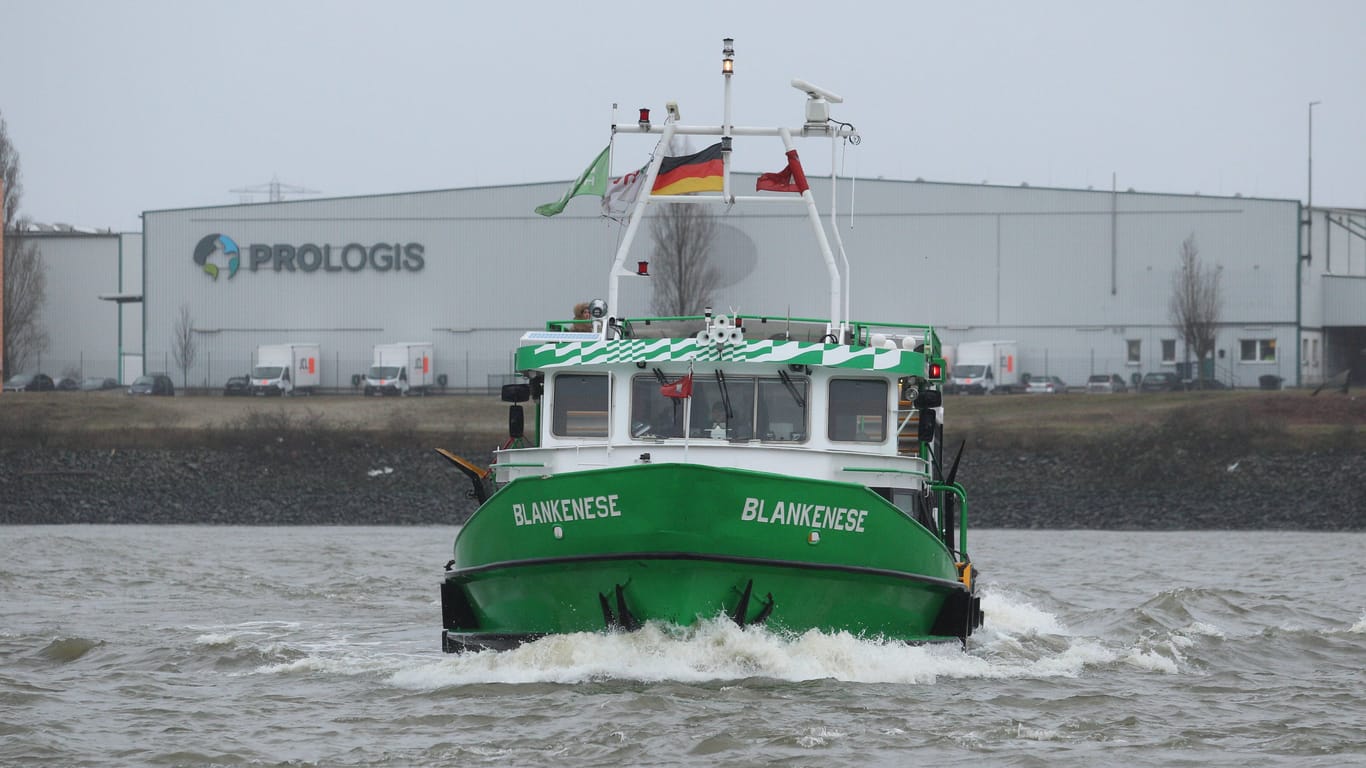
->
left=551, top=373, right=609, bottom=437
left=629, top=375, right=686, bottom=438
left=828, top=379, right=888, bottom=442
left=756, top=377, right=807, bottom=441
left=628, top=373, right=808, bottom=442
left=691, top=375, right=756, bottom=439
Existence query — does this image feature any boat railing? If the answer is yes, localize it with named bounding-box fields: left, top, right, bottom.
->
left=930, top=481, right=969, bottom=555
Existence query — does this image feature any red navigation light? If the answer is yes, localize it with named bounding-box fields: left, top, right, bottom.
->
left=929, top=362, right=943, bottom=380
left=636, top=260, right=649, bottom=275
left=638, top=108, right=651, bottom=128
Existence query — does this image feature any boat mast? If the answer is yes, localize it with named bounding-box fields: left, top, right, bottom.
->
left=604, top=38, right=857, bottom=340
left=829, top=135, right=853, bottom=335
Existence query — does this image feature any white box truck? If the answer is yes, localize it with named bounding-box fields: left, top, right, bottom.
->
left=251, top=343, right=321, bottom=396
left=365, top=342, right=434, bottom=396
left=948, top=340, right=1020, bottom=395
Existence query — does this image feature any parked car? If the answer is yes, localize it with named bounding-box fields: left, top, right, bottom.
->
left=1139, top=372, right=1182, bottom=392
left=81, top=376, right=121, bottom=391
left=55, top=376, right=81, bottom=391
left=223, top=375, right=251, bottom=396
left=1026, top=375, right=1067, bottom=394
left=1086, top=373, right=1128, bottom=394
left=3, top=373, right=55, bottom=392
left=128, top=373, right=175, bottom=396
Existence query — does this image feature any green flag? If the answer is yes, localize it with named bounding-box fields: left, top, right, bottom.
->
left=535, top=145, right=611, bottom=217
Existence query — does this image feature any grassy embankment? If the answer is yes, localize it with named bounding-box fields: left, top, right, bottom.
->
left=1, top=388, right=1363, bottom=454
left=0, top=393, right=507, bottom=451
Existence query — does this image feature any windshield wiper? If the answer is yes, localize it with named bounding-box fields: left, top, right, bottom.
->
left=777, top=369, right=806, bottom=407
left=715, top=369, right=733, bottom=420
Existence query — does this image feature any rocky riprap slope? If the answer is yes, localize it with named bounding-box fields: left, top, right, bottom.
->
left=3, top=440, right=1362, bottom=529
left=964, top=447, right=1364, bottom=530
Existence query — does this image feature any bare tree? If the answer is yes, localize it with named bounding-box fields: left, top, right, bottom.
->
left=1, top=115, right=18, bottom=234
left=3, top=232, right=48, bottom=376
left=1168, top=234, right=1222, bottom=382
left=171, top=303, right=198, bottom=389
left=2, top=112, right=49, bottom=378
left=648, top=204, right=721, bottom=316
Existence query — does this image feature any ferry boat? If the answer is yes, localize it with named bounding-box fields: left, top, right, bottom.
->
left=438, top=39, right=983, bottom=652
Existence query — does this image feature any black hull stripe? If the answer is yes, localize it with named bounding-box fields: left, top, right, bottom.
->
left=448, top=551, right=967, bottom=592
left=441, top=628, right=963, bottom=653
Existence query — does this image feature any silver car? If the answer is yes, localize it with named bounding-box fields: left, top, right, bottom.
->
left=1086, top=373, right=1128, bottom=394
left=1026, top=375, right=1066, bottom=394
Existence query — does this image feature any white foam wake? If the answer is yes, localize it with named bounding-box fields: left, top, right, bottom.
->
left=388, top=588, right=1127, bottom=688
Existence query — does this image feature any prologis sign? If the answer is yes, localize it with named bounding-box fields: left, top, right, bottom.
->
left=193, top=233, right=425, bottom=280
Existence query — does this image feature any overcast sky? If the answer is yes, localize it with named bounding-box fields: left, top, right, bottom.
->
left=3, top=0, right=1363, bottom=232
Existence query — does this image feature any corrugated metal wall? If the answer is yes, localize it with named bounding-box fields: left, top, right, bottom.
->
left=136, top=180, right=1311, bottom=390
left=25, top=233, right=123, bottom=380
left=142, top=185, right=626, bottom=390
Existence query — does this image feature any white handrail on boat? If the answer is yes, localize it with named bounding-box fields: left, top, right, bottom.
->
left=604, top=39, right=856, bottom=344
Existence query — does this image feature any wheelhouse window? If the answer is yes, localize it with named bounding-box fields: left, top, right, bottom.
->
left=551, top=373, right=609, bottom=437
left=756, top=377, right=807, bottom=442
left=828, top=378, right=888, bottom=443
left=629, top=373, right=808, bottom=442
left=692, top=375, right=757, bottom=440
left=630, top=375, right=686, bottom=439
left=1240, top=339, right=1277, bottom=363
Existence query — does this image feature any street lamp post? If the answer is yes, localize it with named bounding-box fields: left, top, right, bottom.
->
left=1297, top=100, right=1321, bottom=389
left=1308, top=100, right=1320, bottom=260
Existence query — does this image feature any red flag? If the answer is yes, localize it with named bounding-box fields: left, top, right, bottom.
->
left=755, top=149, right=810, bottom=193
left=660, top=372, right=693, bottom=399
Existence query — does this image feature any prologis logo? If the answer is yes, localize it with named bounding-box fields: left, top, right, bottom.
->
left=193, top=234, right=241, bottom=280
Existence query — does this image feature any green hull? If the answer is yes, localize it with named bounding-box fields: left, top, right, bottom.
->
left=441, top=463, right=979, bottom=650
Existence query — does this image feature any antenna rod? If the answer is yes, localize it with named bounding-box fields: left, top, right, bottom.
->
left=722, top=37, right=735, bottom=202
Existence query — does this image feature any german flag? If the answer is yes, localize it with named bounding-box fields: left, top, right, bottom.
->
left=651, top=143, right=724, bottom=195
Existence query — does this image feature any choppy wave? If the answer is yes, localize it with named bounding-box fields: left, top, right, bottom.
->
left=4, top=527, right=1363, bottom=767
left=385, top=588, right=1168, bottom=689
left=388, top=582, right=1366, bottom=691
left=37, top=636, right=104, bottom=663
left=186, top=621, right=416, bottom=676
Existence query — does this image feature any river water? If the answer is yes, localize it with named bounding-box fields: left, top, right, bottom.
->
left=2, top=526, right=1362, bottom=767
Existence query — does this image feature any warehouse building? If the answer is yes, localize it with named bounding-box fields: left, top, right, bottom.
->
left=15, top=180, right=1366, bottom=391
left=6, top=227, right=141, bottom=384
